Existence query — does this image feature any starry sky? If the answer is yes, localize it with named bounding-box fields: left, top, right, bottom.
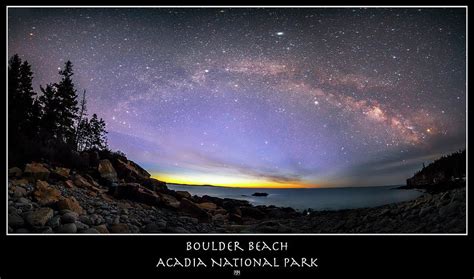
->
left=8, top=8, right=466, bottom=188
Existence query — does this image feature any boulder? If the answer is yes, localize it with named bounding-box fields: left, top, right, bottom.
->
left=142, top=178, right=167, bottom=191
left=240, top=206, right=265, bottom=219
left=74, top=174, right=94, bottom=189
left=198, top=202, right=218, bottom=211
left=135, top=186, right=160, bottom=205
left=8, top=213, right=25, bottom=228
left=25, top=207, right=54, bottom=227
left=254, top=221, right=292, bottom=233
left=8, top=167, right=22, bottom=178
left=13, top=186, right=27, bottom=198
left=114, top=158, right=150, bottom=182
left=63, top=180, right=75, bottom=188
left=175, top=191, right=192, bottom=199
left=60, top=212, right=79, bottom=224
left=51, top=167, right=70, bottom=180
left=24, top=162, right=50, bottom=181
left=94, top=224, right=109, bottom=233
left=33, top=180, right=62, bottom=206
left=57, top=223, right=77, bottom=233
left=212, top=213, right=228, bottom=223
left=84, top=174, right=100, bottom=187
left=11, top=178, right=29, bottom=187
left=143, top=222, right=167, bottom=233
left=57, top=197, right=84, bottom=215
left=83, top=228, right=100, bottom=234
left=112, top=183, right=140, bottom=199
left=110, top=223, right=130, bottom=233
left=200, top=195, right=225, bottom=206
left=222, top=199, right=249, bottom=212
left=229, top=213, right=243, bottom=224
left=98, top=159, right=118, bottom=182
left=89, top=151, right=100, bottom=166
left=158, top=193, right=180, bottom=209
left=179, top=198, right=211, bottom=223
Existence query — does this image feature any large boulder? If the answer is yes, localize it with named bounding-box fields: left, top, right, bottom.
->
left=114, top=158, right=150, bottom=182
left=179, top=198, right=211, bottom=223
left=175, top=191, right=192, bottom=200
left=74, top=174, right=93, bottom=189
left=142, top=178, right=167, bottom=192
left=135, top=186, right=160, bottom=205
left=111, top=183, right=140, bottom=199
left=57, top=197, right=84, bottom=215
left=98, top=159, right=118, bottom=183
left=229, top=213, right=243, bottom=224
left=24, top=163, right=50, bottom=181
left=94, top=224, right=110, bottom=234
left=240, top=206, right=265, bottom=220
left=198, top=202, right=218, bottom=211
left=109, top=223, right=130, bottom=233
left=9, top=212, right=25, bottom=228
left=33, top=180, right=62, bottom=206
left=158, top=193, right=180, bottom=209
left=51, top=167, right=70, bottom=180
left=8, top=167, right=22, bottom=178
left=63, top=180, right=75, bottom=189
left=25, top=207, right=54, bottom=227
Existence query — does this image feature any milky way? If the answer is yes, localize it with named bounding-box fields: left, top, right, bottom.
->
left=8, top=8, right=466, bottom=187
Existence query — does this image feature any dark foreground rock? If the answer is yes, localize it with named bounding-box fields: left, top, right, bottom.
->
left=7, top=156, right=466, bottom=234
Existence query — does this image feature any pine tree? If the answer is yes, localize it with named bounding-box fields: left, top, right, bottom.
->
left=55, top=61, right=79, bottom=146
left=77, top=118, right=90, bottom=151
left=8, top=54, right=39, bottom=139
left=39, top=84, right=60, bottom=142
left=88, top=113, right=108, bottom=150
left=8, top=54, right=23, bottom=137
left=75, top=90, right=88, bottom=151
left=19, top=60, right=40, bottom=137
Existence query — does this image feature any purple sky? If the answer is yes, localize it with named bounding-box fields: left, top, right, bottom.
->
left=8, top=8, right=466, bottom=187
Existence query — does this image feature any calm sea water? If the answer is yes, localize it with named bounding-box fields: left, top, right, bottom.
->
left=167, top=184, right=423, bottom=211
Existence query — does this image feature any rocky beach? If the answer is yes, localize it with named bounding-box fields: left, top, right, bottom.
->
left=7, top=150, right=466, bottom=234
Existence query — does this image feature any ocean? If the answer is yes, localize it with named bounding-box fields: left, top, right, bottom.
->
left=166, top=184, right=424, bottom=211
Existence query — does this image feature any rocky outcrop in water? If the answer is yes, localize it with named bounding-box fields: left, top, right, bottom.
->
left=406, top=150, right=465, bottom=191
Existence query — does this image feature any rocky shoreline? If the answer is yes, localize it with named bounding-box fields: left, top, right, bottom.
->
left=7, top=152, right=466, bottom=234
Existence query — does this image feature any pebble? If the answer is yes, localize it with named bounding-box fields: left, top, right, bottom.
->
left=8, top=213, right=25, bottom=228
left=75, top=221, right=89, bottom=231
left=47, top=215, right=61, bottom=228
left=57, top=223, right=77, bottom=233
left=61, top=212, right=78, bottom=224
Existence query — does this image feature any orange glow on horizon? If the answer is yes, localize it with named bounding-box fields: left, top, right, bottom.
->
left=151, top=173, right=319, bottom=189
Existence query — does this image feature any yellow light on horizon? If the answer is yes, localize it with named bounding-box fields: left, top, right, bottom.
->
left=151, top=172, right=319, bottom=189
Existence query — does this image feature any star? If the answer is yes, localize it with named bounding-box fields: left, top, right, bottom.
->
left=7, top=7, right=466, bottom=187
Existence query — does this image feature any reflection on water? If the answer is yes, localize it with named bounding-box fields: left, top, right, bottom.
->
left=167, top=184, right=423, bottom=211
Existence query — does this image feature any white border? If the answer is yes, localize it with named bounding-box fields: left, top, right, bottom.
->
left=5, top=5, right=468, bottom=236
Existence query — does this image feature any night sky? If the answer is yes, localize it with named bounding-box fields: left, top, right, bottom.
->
left=8, top=8, right=466, bottom=188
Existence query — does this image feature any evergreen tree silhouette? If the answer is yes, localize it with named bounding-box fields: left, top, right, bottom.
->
left=88, top=113, right=108, bottom=150
left=75, top=89, right=88, bottom=151
left=19, top=59, right=40, bottom=138
left=55, top=61, right=79, bottom=146
left=8, top=54, right=23, bottom=138
left=39, top=84, right=61, bottom=143
left=8, top=55, right=37, bottom=138
left=8, top=54, right=110, bottom=164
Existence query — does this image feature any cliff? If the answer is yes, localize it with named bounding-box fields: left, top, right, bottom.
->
left=406, top=150, right=465, bottom=191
